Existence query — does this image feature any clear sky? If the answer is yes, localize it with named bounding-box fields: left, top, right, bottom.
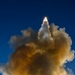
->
left=0, top=0, right=75, bottom=74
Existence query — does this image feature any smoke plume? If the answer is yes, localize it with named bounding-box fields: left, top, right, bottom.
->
left=0, top=17, right=75, bottom=75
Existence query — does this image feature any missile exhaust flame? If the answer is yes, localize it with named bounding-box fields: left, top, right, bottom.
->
left=43, top=17, right=48, bottom=23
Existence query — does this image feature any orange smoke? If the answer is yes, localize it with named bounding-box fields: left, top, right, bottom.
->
left=0, top=17, right=74, bottom=75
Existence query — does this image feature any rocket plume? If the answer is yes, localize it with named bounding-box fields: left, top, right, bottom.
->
left=0, top=17, right=75, bottom=75
left=43, top=17, right=49, bottom=25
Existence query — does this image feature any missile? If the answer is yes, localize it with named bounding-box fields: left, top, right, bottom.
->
left=43, top=17, right=49, bottom=24
left=42, top=17, right=54, bottom=37
left=42, top=17, right=50, bottom=29
left=38, top=17, right=51, bottom=40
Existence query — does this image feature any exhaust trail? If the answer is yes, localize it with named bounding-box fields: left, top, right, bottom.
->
left=0, top=17, right=74, bottom=75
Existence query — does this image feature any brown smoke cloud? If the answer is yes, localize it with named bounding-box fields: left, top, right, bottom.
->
left=0, top=17, right=75, bottom=75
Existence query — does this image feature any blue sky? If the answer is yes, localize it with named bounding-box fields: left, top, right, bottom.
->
left=0, top=0, right=75, bottom=74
